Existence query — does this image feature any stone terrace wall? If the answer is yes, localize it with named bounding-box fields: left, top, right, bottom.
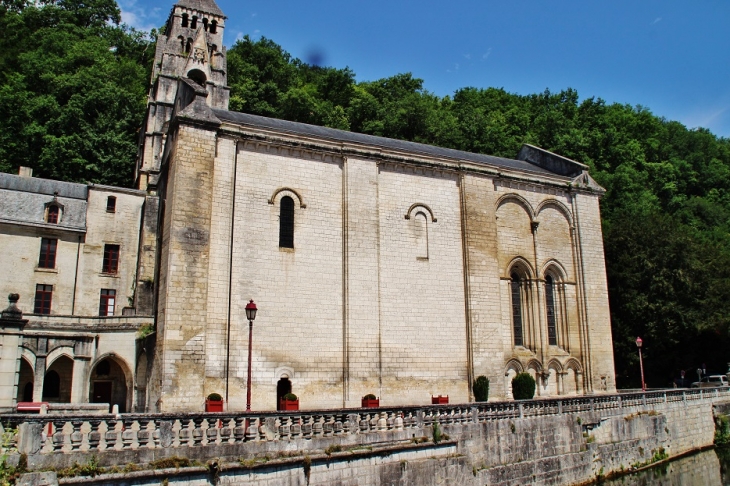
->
left=6, top=388, right=729, bottom=486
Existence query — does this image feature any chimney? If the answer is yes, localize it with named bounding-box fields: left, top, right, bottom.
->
left=18, top=167, right=33, bottom=178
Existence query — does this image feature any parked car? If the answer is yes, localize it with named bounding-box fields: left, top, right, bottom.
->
left=691, top=375, right=729, bottom=388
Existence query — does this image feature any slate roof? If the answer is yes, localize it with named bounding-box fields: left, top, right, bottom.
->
left=0, top=173, right=87, bottom=199
left=175, top=0, right=225, bottom=17
left=213, top=110, right=557, bottom=177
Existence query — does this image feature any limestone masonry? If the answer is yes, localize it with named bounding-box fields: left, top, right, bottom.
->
left=0, top=0, right=616, bottom=413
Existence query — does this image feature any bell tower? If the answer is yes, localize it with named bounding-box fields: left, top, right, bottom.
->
left=135, top=0, right=229, bottom=191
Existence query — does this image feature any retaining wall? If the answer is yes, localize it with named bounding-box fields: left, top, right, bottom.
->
left=6, top=388, right=729, bottom=485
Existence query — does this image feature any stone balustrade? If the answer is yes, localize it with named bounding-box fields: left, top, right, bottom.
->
left=3, top=387, right=729, bottom=457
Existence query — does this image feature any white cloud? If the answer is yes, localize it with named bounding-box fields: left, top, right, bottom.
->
left=482, top=48, right=493, bottom=60
left=650, top=17, right=662, bottom=25
left=464, top=54, right=471, bottom=60
left=119, top=0, right=161, bottom=31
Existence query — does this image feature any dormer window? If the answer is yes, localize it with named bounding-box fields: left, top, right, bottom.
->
left=47, top=205, right=60, bottom=224
left=106, top=196, right=116, bottom=213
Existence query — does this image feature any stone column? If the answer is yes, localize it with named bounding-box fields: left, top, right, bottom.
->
left=70, top=357, right=89, bottom=403
left=0, top=294, right=28, bottom=409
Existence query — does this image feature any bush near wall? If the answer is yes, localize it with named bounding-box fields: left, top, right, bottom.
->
left=473, top=376, right=489, bottom=402
left=512, top=373, right=536, bottom=400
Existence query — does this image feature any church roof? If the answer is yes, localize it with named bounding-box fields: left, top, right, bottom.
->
left=213, top=109, right=560, bottom=177
left=175, top=0, right=225, bottom=17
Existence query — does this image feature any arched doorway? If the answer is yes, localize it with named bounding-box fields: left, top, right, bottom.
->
left=43, top=356, right=73, bottom=403
left=89, top=357, right=130, bottom=413
left=17, top=358, right=34, bottom=403
left=276, top=378, right=292, bottom=410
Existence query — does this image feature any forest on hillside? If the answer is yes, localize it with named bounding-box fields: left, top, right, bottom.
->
left=2, top=0, right=730, bottom=389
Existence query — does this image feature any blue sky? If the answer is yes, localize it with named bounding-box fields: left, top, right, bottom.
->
left=120, top=0, right=730, bottom=138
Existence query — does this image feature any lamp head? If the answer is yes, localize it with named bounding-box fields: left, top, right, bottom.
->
left=245, top=299, right=257, bottom=321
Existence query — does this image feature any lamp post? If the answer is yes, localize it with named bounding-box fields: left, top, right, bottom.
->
left=245, top=299, right=257, bottom=411
left=636, top=336, right=646, bottom=392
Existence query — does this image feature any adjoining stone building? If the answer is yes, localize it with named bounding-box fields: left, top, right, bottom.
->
left=0, top=0, right=616, bottom=413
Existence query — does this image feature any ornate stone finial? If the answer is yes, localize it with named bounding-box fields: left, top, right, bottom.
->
left=2, top=293, right=23, bottom=320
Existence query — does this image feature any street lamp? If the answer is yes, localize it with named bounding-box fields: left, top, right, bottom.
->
left=636, top=336, right=646, bottom=392
left=245, top=299, right=258, bottom=411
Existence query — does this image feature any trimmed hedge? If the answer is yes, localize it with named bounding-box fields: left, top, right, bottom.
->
left=473, top=375, right=490, bottom=402
left=511, top=373, right=536, bottom=400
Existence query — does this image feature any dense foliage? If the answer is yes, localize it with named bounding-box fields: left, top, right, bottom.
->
left=2, top=1, right=730, bottom=390
left=511, top=373, right=536, bottom=400
left=473, top=375, right=490, bottom=402
left=0, top=0, right=155, bottom=186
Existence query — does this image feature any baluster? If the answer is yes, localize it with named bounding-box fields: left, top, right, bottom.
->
left=219, top=418, right=233, bottom=445
left=88, top=419, right=102, bottom=451
left=192, top=418, right=205, bottom=447
left=233, top=418, right=246, bottom=443
left=312, top=415, right=324, bottom=437
left=291, top=416, right=302, bottom=439
left=171, top=420, right=182, bottom=448
left=122, top=419, right=138, bottom=450
left=359, top=413, right=370, bottom=433
left=107, top=420, right=123, bottom=451
left=322, top=414, right=334, bottom=437
left=202, top=417, right=219, bottom=445
left=179, top=419, right=193, bottom=447
left=302, top=416, right=314, bottom=440
left=394, top=412, right=404, bottom=430
left=52, top=420, right=69, bottom=453
left=279, top=416, right=291, bottom=441
left=333, top=414, right=344, bottom=435
left=385, top=412, right=394, bottom=430
left=137, top=419, right=152, bottom=449
left=69, top=420, right=84, bottom=452
left=246, top=417, right=260, bottom=442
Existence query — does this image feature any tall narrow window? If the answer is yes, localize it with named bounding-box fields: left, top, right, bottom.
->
left=545, top=275, right=557, bottom=345
left=202, top=17, right=209, bottom=31
left=210, top=20, right=217, bottom=34
left=47, top=205, right=59, bottom=224
left=181, top=13, right=188, bottom=27
left=106, top=196, right=116, bottom=212
left=38, top=238, right=57, bottom=269
left=279, top=196, right=294, bottom=248
left=102, top=244, right=120, bottom=274
left=511, top=273, right=524, bottom=347
left=34, top=284, right=53, bottom=314
left=190, top=16, right=197, bottom=29
left=414, top=212, right=428, bottom=259
left=99, top=289, right=116, bottom=316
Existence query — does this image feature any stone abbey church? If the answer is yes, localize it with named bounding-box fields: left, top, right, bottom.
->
left=0, top=0, right=616, bottom=413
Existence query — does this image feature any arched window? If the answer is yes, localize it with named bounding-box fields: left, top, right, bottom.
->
left=181, top=13, right=188, bottom=28
left=279, top=196, right=294, bottom=248
left=210, top=20, right=217, bottom=34
left=185, top=38, right=192, bottom=54
left=511, top=273, right=524, bottom=347
left=545, top=275, right=557, bottom=345
left=414, top=211, right=428, bottom=259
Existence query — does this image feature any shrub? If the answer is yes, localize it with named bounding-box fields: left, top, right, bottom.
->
left=363, top=394, right=377, bottom=400
left=283, top=393, right=298, bottom=401
left=207, top=393, right=222, bottom=401
left=511, top=373, right=536, bottom=400
left=473, top=376, right=489, bottom=402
